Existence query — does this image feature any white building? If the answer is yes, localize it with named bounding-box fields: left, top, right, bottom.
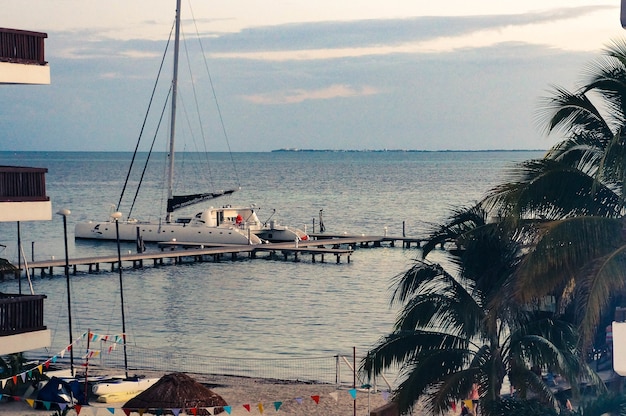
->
left=0, top=27, right=51, bottom=355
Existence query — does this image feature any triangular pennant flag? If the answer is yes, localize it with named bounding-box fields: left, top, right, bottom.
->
left=189, top=408, right=198, bottom=416
left=382, top=391, right=390, bottom=401
left=311, top=395, right=320, bottom=404
left=349, top=389, right=357, bottom=400
left=1, top=379, right=6, bottom=389
left=26, top=399, right=35, bottom=408
left=50, top=356, right=57, bottom=364
left=243, top=404, right=251, bottom=412
left=171, top=408, right=181, bottom=415
left=206, top=407, right=213, bottom=415
left=295, top=397, right=303, bottom=405
left=11, top=375, right=17, bottom=385
left=59, top=403, right=68, bottom=411
left=43, top=401, right=52, bottom=410
left=11, top=395, right=20, bottom=401
left=107, top=407, right=115, bottom=414
left=138, top=409, right=146, bottom=416
left=329, top=392, right=339, bottom=402
left=257, top=403, right=264, bottom=414
left=224, top=406, right=232, bottom=414
left=274, top=402, right=282, bottom=412
left=60, top=350, right=66, bottom=359
left=75, top=404, right=82, bottom=414
left=37, top=364, right=43, bottom=374
left=154, top=409, right=163, bottom=416
left=67, top=345, right=72, bottom=351
left=27, top=370, right=33, bottom=379
left=122, top=409, right=132, bottom=416
left=20, top=372, right=26, bottom=383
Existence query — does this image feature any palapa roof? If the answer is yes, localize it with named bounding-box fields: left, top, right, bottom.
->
left=123, top=372, right=228, bottom=415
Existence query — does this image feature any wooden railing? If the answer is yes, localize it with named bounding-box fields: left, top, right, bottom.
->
left=0, top=166, right=49, bottom=202
left=0, top=27, right=47, bottom=65
left=0, top=293, right=47, bottom=336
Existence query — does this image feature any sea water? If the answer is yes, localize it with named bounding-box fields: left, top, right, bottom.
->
left=0, top=150, right=543, bottom=363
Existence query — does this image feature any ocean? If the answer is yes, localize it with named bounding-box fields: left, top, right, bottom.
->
left=0, top=150, right=543, bottom=372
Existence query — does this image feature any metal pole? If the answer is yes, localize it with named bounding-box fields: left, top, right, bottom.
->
left=58, top=209, right=74, bottom=376
left=17, top=222, right=21, bottom=294
left=353, top=346, right=357, bottom=416
left=114, top=214, right=129, bottom=379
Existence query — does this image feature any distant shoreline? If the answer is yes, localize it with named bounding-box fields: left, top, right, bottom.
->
left=270, top=148, right=545, bottom=153
left=0, top=149, right=546, bottom=154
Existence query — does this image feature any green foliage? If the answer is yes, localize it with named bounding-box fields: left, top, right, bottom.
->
left=483, top=397, right=559, bottom=416
left=574, top=393, right=626, bottom=416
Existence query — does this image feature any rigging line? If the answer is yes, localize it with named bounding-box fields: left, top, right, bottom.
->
left=19, top=244, right=34, bottom=295
left=176, top=83, right=215, bottom=190
left=128, top=86, right=173, bottom=219
left=181, top=28, right=215, bottom=189
left=117, top=21, right=175, bottom=215
left=187, top=0, right=241, bottom=188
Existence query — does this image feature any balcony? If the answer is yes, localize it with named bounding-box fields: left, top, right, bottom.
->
left=0, top=27, right=49, bottom=85
left=0, top=166, right=52, bottom=222
left=0, top=293, right=50, bottom=355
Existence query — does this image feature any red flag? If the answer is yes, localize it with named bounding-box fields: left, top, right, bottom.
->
left=243, top=404, right=251, bottom=412
left=311, top=395, right=320, bottom=404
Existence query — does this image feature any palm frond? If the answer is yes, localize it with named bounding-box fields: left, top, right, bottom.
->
left=515, top=216, right=623, bottom=302
left=576, top=245, right=626, bottom=347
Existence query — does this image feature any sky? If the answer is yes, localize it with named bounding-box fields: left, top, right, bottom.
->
left=2, top=1, right=626, bottom=152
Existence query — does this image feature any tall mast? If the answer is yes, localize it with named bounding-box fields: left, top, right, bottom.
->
left=166, top=0, right=182, bottom=223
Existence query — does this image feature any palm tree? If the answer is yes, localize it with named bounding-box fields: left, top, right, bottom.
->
left=362, top=206, right=601, bottom=415
left=482, top=40, right=626, bottom=349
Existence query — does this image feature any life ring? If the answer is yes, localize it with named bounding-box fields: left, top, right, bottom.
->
left=235, top=214, right=243, bottom=225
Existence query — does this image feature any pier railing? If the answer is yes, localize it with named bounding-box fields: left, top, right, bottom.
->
left=0, top=293, right=47, bottom=336
left=0, top=166, right=49, bottom=202
left=0, top=27, right=47, bottom=65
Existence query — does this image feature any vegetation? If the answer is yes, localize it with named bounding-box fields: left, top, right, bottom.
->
left=363, top=40, right=626, bottom=414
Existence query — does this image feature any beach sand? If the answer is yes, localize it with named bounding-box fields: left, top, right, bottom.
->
left=0, top=372, right=393, bottom=416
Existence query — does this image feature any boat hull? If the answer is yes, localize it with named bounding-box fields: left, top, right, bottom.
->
left=75, top=220, right=263, bottom=245
left=92, top=377, right=159, bottom=395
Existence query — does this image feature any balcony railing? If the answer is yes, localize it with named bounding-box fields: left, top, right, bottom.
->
left=0, top=27, right=47, bottom=65
left=0, top=293, right=47, bottom=336
left=0, top=166, right=49, bottom=202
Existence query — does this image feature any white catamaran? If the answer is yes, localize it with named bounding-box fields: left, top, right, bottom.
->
left=74, top=0, right=308, bottom=246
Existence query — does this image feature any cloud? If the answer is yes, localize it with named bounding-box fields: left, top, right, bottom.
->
left=242, top=84, right=381, bottom=104
left=206, top=6, right=614, bottom=51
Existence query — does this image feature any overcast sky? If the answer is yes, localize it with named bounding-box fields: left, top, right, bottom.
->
left=2, top=1, right=625, bottom=152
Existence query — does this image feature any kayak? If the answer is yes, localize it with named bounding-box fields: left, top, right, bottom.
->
left=95, top=390, right=143, bottom=403
left=92, top=377, right=159, bottom=395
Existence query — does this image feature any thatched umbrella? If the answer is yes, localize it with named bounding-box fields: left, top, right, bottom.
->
left=123, top=373, right=228, bottom=415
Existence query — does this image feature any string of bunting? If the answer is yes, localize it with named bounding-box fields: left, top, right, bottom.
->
left=0, top=330, right=125, bottom=389
left=1, top=387, right=391, bottom=415
left=1, top=330, right=392, bottom=414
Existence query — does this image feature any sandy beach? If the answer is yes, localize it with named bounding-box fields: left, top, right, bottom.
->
left=0, top=372, right=393, bottom=416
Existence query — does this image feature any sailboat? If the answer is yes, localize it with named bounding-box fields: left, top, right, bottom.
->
left=74, top=0, right=308, bottom=246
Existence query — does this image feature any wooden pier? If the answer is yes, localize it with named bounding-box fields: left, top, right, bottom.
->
left=5, top=235, right=421, bottom=280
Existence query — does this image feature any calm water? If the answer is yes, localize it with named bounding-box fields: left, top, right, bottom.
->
left=0, top=151, right=543, bottom=361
